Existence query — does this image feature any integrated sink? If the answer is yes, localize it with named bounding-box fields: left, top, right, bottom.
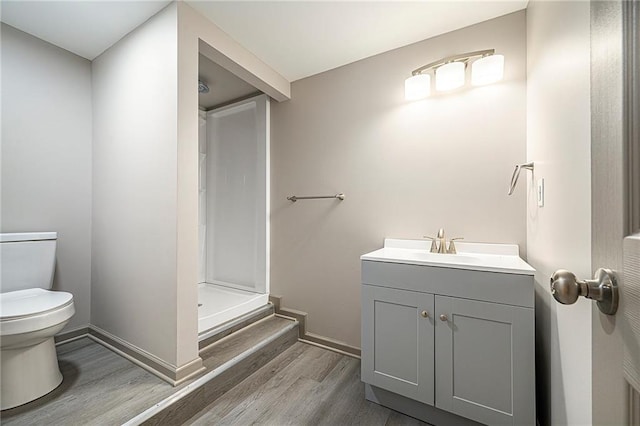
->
left=361, top=238, right=534, bottom=275
left=385, top=250, right=484, bottom=265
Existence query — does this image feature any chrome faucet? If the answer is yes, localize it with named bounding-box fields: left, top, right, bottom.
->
left=424, top=228, right=463, bottom=254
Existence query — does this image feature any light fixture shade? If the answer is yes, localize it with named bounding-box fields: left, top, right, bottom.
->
left=405, top=74, right=431, bottom=100
left=435, top=62, right=465, bottom=91
left=472, top=54, right=504, bottom=86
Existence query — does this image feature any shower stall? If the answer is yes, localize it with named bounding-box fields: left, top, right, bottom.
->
left=198, top=94, right=270, bottom=338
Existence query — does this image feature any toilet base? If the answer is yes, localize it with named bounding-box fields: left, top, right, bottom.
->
left=1, top=337, right=64, bottom=410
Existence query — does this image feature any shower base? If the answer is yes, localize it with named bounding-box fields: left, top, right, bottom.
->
left=197, top=283, right=268, bottom=336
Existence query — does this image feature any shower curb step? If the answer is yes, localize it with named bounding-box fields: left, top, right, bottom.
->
left=126, top=315, right=298, bottom=426
left=198, top=303, right=275, bottom=350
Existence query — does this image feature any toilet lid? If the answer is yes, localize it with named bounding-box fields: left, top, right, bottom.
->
left=0, top=288, right=73, bottom=320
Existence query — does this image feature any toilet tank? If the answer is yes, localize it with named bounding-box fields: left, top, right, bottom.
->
left=0, top=232, right=57, bottom=293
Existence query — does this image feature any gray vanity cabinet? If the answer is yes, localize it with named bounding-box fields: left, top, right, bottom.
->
left=361, top=285, right=435, bottom=405
left=434, top=295, right=535, bottom=425
left=361, top=260, right=535, bottom=426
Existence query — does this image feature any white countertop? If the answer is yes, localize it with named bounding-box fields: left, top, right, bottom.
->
left=361, top=238, right=535, bottom=276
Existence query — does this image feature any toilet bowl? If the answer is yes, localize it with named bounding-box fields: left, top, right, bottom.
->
left=0, top=232, right=75, bottom=410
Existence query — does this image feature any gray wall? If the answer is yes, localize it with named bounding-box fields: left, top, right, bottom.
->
left=1, top=23, right=92, bottom=331
left=526, top=1, right=593, bottom=424
left=270, top=11, right=527, bottom=348
left=91, top=3, right=198, bottom=368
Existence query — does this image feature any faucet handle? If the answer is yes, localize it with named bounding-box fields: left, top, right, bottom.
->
left=423, top=236, right=439, bottom=253
left=447, top=237, right=464, bottom=254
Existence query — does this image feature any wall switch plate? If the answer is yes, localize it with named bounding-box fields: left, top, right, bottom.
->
left=537, top=178, right=545, bottom=207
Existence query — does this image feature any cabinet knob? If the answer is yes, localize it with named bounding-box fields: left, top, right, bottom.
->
left=420, top=310, right=429, bottom=318
left=439, top=314, right=448, bottom=322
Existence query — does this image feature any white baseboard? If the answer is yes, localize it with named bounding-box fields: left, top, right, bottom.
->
left=270, top=295, right=361, bottom=357
left=86, top=325, right=204, bottom=386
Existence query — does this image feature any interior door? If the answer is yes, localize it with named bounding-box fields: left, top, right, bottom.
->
left=590, top=2, right=640, bottom=424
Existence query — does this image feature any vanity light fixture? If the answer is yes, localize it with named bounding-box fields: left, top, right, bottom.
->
left=404, top=73, right=431, bottom=100
left=435, top=61, right=465, bottom=91
left=404, top=49, right=504, bottom=100
left=471, top=54, right=504, bottom=86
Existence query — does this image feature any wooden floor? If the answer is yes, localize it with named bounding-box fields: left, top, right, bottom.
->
left=200, top=315, right=294, bottom=369
left=1, top=316, right=297, bottom=426
left=1, top=335, right=429, bottom=426
left=186, top=342, right=430, bottom=426
left=0, top=338, right=175, bottom=425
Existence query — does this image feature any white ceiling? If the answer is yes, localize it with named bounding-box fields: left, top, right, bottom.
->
left=1, top=1, right=172, bottom=60
left=187, top=1, right=528, bottom=81
left=1, top=1, right=528, bottom=82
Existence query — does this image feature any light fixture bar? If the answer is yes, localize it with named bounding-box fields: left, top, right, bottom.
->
left=410, top=49, right=495, bottom=76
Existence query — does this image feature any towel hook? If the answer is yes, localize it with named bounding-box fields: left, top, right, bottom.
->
left=508, top=162, right=534, bottom=195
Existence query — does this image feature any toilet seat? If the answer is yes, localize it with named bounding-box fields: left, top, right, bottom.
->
left=0, top=288, right=74, bottom=336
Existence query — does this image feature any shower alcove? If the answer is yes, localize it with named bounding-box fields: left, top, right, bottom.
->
left=197, top=59, right=269, bottom=339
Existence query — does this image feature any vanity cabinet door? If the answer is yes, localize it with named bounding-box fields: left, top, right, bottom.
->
left=361, top=284, right=435, bottom=405
left=435, top=296, right=535, bottom=426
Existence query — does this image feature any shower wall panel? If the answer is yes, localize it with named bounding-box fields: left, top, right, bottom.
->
left=203, top=95, right=269, bottom=295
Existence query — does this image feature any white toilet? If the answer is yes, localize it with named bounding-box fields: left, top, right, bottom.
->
left=0, top=232, right=75, bottom=410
